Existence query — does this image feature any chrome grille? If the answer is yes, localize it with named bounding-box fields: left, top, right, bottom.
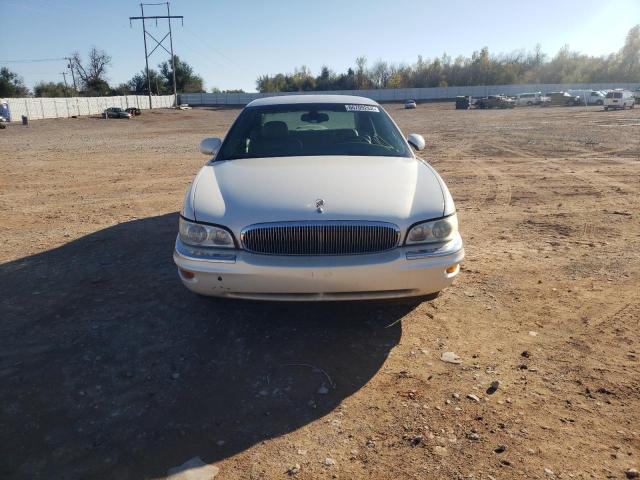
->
left=241, top=221, right=400, bottom=255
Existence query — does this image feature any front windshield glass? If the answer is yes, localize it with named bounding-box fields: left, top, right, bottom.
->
left=217, top=103, right=411, bottom=160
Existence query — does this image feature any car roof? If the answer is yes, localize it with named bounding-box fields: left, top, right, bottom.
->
left=247, top=94, right=379, bottom=107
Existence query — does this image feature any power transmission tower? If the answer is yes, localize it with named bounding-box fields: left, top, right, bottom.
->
left=129, top=2, right=183, bottom=109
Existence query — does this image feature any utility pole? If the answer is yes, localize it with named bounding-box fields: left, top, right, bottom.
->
left=65, top=57, right=78, bottom=93
left=129, top=2, right=183, bottom=109
left=60, top=71, right=69, bottom=88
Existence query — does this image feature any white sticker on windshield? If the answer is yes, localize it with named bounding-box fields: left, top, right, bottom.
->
left=345, top=104, right=379, bottom=112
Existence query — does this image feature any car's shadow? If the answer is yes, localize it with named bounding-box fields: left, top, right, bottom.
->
left=0, top=213, right=414, bottom=480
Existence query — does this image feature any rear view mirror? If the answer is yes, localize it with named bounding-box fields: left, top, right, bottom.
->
left=407, top=133, right=425, bottom=151
left=200, top=137, right=222, bottom=157
left=301, top=111, right=329, bottom=123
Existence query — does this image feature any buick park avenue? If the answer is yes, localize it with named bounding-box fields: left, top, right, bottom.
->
left=174, top=95, right=464, bottom=301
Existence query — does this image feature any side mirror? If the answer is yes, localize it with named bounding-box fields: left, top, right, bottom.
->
left=407, top=133, right=425, bottom=151
left=199, top=137, right=222, bottom=157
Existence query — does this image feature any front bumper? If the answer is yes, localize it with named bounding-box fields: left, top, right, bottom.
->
left=173, top=235, right=464, bottom=301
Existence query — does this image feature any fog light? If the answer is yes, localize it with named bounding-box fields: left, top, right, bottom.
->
left=179, top=268, right=195, bottom=280
left=445, top=264, right=459, bottom=274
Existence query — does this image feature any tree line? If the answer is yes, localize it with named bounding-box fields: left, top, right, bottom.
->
left=256, top=25, right=640, bottom=93
left=0, top=47, right=216, bottom=98
left=2, top=26, right=638, bottom=98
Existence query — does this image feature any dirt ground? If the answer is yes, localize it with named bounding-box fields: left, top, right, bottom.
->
left=1, top=103, right=638, bottom=480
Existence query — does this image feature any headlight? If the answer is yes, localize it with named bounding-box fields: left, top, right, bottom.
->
left=405, top=214, right=458, bottom=245
left=179, top=217, right=234, bottom=248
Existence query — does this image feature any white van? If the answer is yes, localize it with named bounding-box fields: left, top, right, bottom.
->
left=568, top=90, right=606, bottom=106
left=514, top=92, right=543, bottom=106
left=604, top=90, right=635, bottom=110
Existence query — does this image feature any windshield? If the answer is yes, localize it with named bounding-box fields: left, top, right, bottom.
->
left=217, top=103, right=411, bottom=160
left=606, top=92, right=622, bottom=98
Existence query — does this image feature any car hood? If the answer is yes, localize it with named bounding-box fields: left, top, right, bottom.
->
left=190, top=155, right=446, bottom=237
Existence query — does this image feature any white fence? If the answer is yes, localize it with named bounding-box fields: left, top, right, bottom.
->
left=5, top=95, right=175, bottom=122
left=180, top=83, right=640, bottom=106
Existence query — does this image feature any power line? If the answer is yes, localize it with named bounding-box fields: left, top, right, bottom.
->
left=0, top=57, right=66, bottom=63
left=182, top=25, right=242, bottom=69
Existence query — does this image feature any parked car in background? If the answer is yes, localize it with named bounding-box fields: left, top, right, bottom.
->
left=475, top=95, right=515, bottom=109
left=514, top=92, right=544, bottom=106
left=545, top=92, right=582, bottom=106
left=567, top=90, right=606, bottom=105
left=404, top=99, right=417, bottom=109
left=103, top=107, right=132, bottom=119
left=125, top=107, right=141, bottom=116
left=174, top=95, right=464, bottom=301
left=0, top=100, right=10, bottom=122
left=455, top=96, right=471, bottom=109
left=604, top=89, right=635, bottom=110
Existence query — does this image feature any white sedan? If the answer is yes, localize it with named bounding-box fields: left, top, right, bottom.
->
left=174, top=95, right=464, bottom=301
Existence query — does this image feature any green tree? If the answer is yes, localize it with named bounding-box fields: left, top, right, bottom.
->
left=0, top=67, right=29, bottom=97
left=111, top=83, right=133, bottom=96
left=127, top=69, right=165, bottom=95
left=355, top=56, right=369, bottom=89
left=315, top=66, right=335, bottom=91
left=253, top=25, right=640, bottom=92
left=159, top=55, right=205, bottom=93
left=615, top=25, right=640, bottom=81
left=34, top=82, right=74, bottom=97
left=211, top=87, right=245, bottom=93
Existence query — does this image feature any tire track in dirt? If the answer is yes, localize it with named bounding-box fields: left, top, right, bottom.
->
left=547, top=298, right=640, bottom=397
left=548, top=157, right=637, bottom=197
left=466, top=158, right=514, bottom=207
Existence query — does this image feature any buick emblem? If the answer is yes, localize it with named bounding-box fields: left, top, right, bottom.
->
left=315, top=198, right=325, bottom=213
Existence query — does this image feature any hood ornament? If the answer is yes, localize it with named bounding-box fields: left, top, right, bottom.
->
left=315, top=198, right=325, bottom=213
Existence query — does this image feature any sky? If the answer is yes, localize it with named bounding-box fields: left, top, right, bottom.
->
left=1, top=0, right=639, bottom=92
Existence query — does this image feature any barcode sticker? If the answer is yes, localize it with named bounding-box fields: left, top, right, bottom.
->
left=345, top=104, right=379, bottom=112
